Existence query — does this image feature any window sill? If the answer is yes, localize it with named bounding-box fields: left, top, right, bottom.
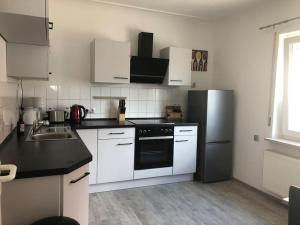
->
left=265, top=137, right=300, bottom=149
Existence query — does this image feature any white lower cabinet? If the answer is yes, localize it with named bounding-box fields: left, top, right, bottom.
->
left=63, top=165, right=89, bottom=225
left=76, top=129, right=98, bottom=185
left=2, top=165, right=89, bottom=225
left=98, top=138, right=134, bottom=183
left=173, top=129, right=197, bottom=175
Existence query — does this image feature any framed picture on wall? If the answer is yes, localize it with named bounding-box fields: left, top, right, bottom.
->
left=191, top=50, right=208, bottom=72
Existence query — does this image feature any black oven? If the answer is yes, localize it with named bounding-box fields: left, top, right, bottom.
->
left=134, top=125, right=174, bottom=170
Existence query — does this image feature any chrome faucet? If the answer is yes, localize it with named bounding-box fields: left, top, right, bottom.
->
left=32, top=120, right=49, bottom=135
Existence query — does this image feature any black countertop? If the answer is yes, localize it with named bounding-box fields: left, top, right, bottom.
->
left=0, top=119, right=197, bottom=180
left=0, top=126, right=92, bottom=179
left=73, top=119, right=135, bottom=129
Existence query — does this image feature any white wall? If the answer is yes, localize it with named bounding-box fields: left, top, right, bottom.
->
left=21, top=0, right=215, bottom=119
left=213, top=0, right=300, bottom=191
left=47, top=0, right=214, bottom=89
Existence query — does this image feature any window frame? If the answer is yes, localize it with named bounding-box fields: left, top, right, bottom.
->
left=282, top=35, right=300, bottom=141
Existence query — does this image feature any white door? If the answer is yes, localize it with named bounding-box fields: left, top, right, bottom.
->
left=98, top=139, right=134, bottom=183
left=173, top=136, right=197, bottom=175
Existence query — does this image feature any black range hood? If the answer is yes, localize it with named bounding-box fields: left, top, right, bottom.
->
left=130, top=32, right=169, bottom=84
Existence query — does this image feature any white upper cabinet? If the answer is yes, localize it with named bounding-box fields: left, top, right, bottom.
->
left=0, top=0, right=49, bottom=46
left=0, top=36, right=7, bottom=82
left=6, top=43, right=49, bottom=79
left=91, top=39, right=130, bottom=84
left=0, top=0, right=47, bottom=18
left=160, top=47, right=192, bottom=86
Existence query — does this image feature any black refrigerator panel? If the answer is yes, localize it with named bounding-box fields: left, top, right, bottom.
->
left=206, top=90, right=234, bottom=143
left=203, top=142, right=233, bottom=183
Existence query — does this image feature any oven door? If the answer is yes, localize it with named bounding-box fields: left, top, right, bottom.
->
left=135, top=136, right=174, bottom=170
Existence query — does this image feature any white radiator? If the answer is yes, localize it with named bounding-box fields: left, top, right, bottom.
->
left=263, top=150, right=300, bottom=197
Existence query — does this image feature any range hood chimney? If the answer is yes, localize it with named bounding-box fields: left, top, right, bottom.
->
left=130, top=32, right=169, bottom=84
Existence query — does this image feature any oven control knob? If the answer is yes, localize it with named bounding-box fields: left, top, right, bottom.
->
left=139, top=129, right=143, bottom=135
left=143, top=130, right=147, bottom=134
left=165, top=129, right=169, bottom=133
left=169, top=129, right=173, bottom=133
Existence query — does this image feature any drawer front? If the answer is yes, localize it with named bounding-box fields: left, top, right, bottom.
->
left=98, top=138, right=134, bottom=183
left=98, top=128, right=135, bottom=139
left=173, top=136, right=197, bottom=175
left=174, top=126, right=197, bottom=136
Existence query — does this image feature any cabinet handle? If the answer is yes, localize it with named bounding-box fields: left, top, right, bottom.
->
left=117, top=143, right=133, bottom=146
left=179, top=130, right=193, bottom=132
left=108, top=132, right=125, bottom=135
left=70, top=172, right=90, bottom=184
left=175, top=140, right=189, bottom=142
left=114, top=77, right=128, bottom=80
left=170, top=80, right=183, bottom=82
left=49, top=22, right=54, bottom=30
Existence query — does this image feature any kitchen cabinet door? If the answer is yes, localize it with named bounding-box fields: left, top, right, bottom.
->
left=91, top=39, right=130, bottom=84
left=0, top=0, right=47, bottom=17
left=63, top=165, right=89, bottom=225
left=173, top=135, right=197, bottom=175
left=0, top=0, right=49, bottom=46
left=160, top=47, right=192, bottom=86
left=76, top=129, right=98, bottom=185
left=0, top=36, right=7, bottom=82
left=98, top=138, right=134, bottom=183
left=6, top=43, right=49, bottom=79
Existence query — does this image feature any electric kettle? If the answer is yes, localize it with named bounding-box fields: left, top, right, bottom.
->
left=70, top=105, right=87, bottom=122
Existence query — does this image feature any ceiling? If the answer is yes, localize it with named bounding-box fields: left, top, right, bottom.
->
left=91, top=0, right=272, bottom=20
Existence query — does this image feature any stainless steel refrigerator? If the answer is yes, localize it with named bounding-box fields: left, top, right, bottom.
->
left=188, top=90, right=234, bottom=183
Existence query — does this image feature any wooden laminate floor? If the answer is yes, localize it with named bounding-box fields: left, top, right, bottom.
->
left=89, top=180, right=288, bottom=225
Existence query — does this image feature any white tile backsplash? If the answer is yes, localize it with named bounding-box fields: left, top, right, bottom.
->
left=91, top=87, right=100, bottom=97
left=121, top=87, right=130, bottom=99
left=0, top=81, right=18, bottom=144
left=110, top=87, right=121, bottom=97
left=100, top=87, right=110, bottom=97
left=100, top=99, right=110, bottom=114
left=129, top=88, right=139, bottom=101
left=69, top=85, right=81, bottom=100
left=138, top=101, right=147, bottom=113
left=46, top=85, right=58, bottom=99
left=80, top=86, right=91, bottom=100
left=19, top=82, right=187, bottom=119
left=58, top=85, right=70, bottom=100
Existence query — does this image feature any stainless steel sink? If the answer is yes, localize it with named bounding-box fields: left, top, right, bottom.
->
left=26, top=126, right=78, bottom=141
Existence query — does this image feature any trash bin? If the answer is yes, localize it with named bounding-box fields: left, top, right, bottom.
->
left=31, top=216, right=80, bottom=225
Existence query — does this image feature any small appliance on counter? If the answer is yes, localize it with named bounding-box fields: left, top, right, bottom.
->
left=22, top=97, right=44, bottom=125
left=117, top=99, right=126, bottom=122
left=23, top=107, right=43, bottom=125
left=47, top=109, right=66, bottom=123
left=166, top=106, right=183, bottom=121
left=70, top=104, right=87, bottom=123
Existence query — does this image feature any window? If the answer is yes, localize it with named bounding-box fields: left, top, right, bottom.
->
left=283, top=36, right=300, bottom=139
left=272, top=32, right=300, bottom=142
